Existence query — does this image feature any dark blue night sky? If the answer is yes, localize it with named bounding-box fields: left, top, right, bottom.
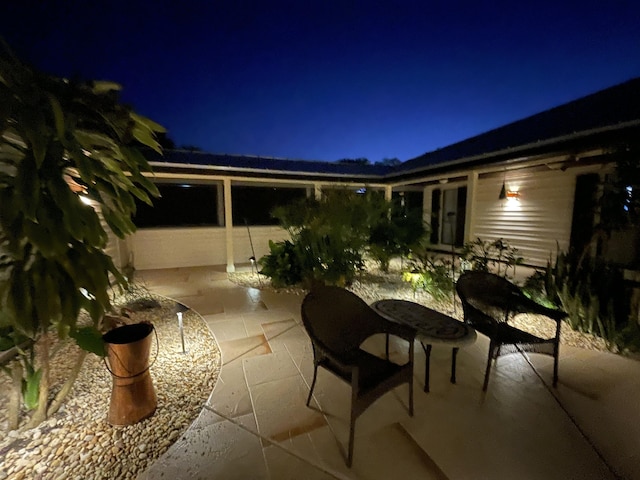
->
left=4, top=1, right=640, bottom=162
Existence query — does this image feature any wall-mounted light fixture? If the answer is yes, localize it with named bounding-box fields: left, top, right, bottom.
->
left=506, top=190, right=520, bottom=199
left=498, top=181, right=507, bottom=200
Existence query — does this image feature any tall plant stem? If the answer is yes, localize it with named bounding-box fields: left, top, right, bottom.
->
left=48, top=349, right=88, bottom=417
left=26, top=332, right=50, bottom=428
left=8, top=362, right=23, bottom=431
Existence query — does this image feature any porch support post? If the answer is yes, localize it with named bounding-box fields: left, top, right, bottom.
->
left=423, top=186, right=432, bottom=227
left=314, top=183, right=322, bottom=200
left=464, top=171, right=478, bottom=243
left=216, top=182, right=225, bottom=226
left=384, top=185, right=392, bottom=202
left=223, top=178, right=235, bottom=273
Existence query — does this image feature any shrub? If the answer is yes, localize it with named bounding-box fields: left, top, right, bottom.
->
left=256, top=240, right=303, bottom=288
left=259, top=189, right=383, bottom=287
left=403, top=239, right=455, bottom=302
left=461, top=237, right=523, bottom=278
left=403, top=259, right=453, bottom=302
left=368, top=201, right=426, bottom=272
left=403, top=236, right=525, bottom=303
left=538, top=251, right=640, bottom=353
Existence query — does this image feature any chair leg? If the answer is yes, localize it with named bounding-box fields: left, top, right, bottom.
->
left=385, top=333, right=390, bottom=359
left=347, top=369, right=359, bottom=468
left=450, top=347, right=459, bottom=384
left=306, top=364, right=319, bottom=407
left=423, top=343, right=432, bottom=393
left=408, top=371, right=414, bottom=417
left=483, top=342, right=496, bottom=392
left=553, top=343, right=559, bottom=387
left=347, top=408, right=356, bottom=467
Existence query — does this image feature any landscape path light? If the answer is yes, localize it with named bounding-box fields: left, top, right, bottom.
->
left=174, top=303, right=190, bottom=354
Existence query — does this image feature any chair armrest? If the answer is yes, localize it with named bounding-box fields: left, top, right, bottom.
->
left=516, top=295, right=567, bottom=322
left=311, top=339, right=358, bottom=367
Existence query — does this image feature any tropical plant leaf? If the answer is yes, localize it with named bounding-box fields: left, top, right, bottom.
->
left=70, top=326, right=105, bottom=357
left=20, top=108, right=48, bottom=168
left=132, top=125, right=162, bottom=153
left=74, top=129, right=119, bottom=152
left=131, top=111, right=166, bottom=133
left=91, top=80, right=122, bottom=94
left=15, top=154, right=39, bottom=220
left=47, top=93, right=66, bottom=145
left=23, top=368, right=42, bottom=410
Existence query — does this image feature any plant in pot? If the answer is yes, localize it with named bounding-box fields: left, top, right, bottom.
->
left=101, top=320, right=158, bottom=426
left=0, top=44, right=163, bottom=429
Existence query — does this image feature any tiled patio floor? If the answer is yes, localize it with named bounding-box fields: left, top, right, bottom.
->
left=136, top=266, right=640, bottom=480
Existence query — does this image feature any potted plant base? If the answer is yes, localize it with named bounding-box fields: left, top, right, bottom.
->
left=103, top=322, right=157, bottom=426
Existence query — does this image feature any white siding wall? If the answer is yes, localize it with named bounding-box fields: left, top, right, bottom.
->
left=231, top=226, right=290, bottom=263
left=471, top=167, right=603, bottom=266
left=129, top=226, right=289, bottom=270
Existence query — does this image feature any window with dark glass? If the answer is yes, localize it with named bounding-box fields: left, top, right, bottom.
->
left=133, top=184, right=219, bottom=228
left=232, top=186, right=307, bottom=225
left=392, top=191, right=423, bottom=215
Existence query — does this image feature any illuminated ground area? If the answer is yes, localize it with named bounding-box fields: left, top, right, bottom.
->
left=0, top=296, right=220, bottom=480
left=138, top=266, right=640, bottom=480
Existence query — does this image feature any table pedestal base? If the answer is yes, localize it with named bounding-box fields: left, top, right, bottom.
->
left=376, top=300, right=476, bottom=393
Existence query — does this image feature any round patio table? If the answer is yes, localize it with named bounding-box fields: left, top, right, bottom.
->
left=371, top=299, right=477, bottom=392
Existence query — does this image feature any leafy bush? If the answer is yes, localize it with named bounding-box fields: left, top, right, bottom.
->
left=461, top=237, right=523, bottom=278
left=368, top=201, right=426, bottom=272
left=259, top=189, right=383, bottom=288
left=404, top=236, right=524, bottom=302
left=538, top=251, right=640, bottom=353
left=402, top=239, right=455, bottom=302
left=256, top=240, right=303, bottom=288
left=521, top=270, right=556, bottom=308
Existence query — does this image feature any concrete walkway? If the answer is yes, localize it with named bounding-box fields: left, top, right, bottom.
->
left=137, top=266, right=640, bottom=480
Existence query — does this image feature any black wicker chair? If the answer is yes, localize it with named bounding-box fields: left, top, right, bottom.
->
left=301, top=286, right=416, bottom=467
left=456, top=271, right=567, bottom=391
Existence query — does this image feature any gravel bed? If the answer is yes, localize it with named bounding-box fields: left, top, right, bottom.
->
left=0, top=295, right=221, bottom=480
left=229, top=269, right=610, bottom=353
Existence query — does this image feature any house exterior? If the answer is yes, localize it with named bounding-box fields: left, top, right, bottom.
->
left=117, top=77, right=640, bottom=272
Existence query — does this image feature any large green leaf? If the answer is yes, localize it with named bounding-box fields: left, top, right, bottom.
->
left=23, top=368, right=42, bottom=410
left=19, top=107, right=48, bottom=168
left=91, top=80, right=121, bottom=94
left=75, top=129, right=120, bottom=152
left=47, top=93, right=66, bottom=145
left=15, top=154, right=39, bottom=220
left=132, top=125, right=162, bottom=153
left=121, top=145, right=154, bottom=173
left=127, top=184, right=152, bottom=206
left=102, top=206, right=135, bottom=238
left=70, top=326, right=105, bottom=357
left=131, top=111, right=165, bottom=133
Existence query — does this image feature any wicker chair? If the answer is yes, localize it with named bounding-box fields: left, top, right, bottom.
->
left=301, top=286, right=416, bottom=467
left=456, top=271, right=567, bottom=391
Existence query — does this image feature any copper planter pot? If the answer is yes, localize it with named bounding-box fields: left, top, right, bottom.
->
left=103, top=323, right=157, bottom=426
